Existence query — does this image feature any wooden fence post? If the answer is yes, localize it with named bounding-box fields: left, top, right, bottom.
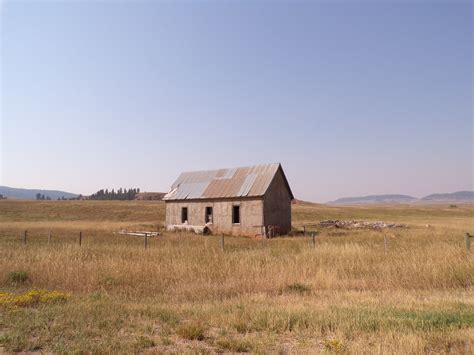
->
left=303, top=225, right=306, bottom=237
left=23, top=230, right=27, bottom=245
left=465, top=233, right=472, bottom=254
left=311, top=232, right=317, bottom=248
left=144, top=233, right=148, bottom=249
left=48, top=230, right=51, bottom=244
left=221, top=235, right=225, bottom=252
left=79, top=231, right=82, bottom=246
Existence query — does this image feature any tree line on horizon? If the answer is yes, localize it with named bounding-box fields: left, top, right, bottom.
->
left=89, top=188, right=140, bottom=200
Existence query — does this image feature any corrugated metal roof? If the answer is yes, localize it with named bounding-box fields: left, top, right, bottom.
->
left=163, top=163, right=292, bottom=201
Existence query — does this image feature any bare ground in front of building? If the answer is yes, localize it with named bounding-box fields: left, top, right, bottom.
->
left=0, top=200, right=473, bottom=353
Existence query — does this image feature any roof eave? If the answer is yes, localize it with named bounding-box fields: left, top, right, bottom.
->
left=163, top=195, right=265, bottom=202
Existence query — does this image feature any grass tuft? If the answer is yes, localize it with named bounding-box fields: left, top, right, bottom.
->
left=133, top=336, right=155, bottom=351
left=285, top=282, right=311, bottom=294
left=324, top=338, right=346, bottom=353
left=8, top=271, right=29, bottom=286
left=176, top=322, right=206, bottom=341
left=215, top=337, right=253, bottom=352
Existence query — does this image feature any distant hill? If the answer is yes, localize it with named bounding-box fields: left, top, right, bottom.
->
left=328, top=194, right=417, bottom=205
left=421, top=191, right=474, bottom=202
left=0, top=186, right=79, bottom=200
left=292, top=198, right=317, bottom=205
left=328, top=191, right=474, bottom=205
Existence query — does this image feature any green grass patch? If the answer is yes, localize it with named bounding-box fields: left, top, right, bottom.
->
left=331, top=305, right=474, bottom=333
left=7, top=271, right=29, bottom=286
left=387, top=308, right=474, bottom=332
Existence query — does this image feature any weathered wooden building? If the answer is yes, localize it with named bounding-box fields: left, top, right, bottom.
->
left=163, top=163, right=294, bottom=236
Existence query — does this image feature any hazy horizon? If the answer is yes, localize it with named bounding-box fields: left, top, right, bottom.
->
left=0, top=177, right=473, bottom=204
left=1, top=1, right=472, bottom=202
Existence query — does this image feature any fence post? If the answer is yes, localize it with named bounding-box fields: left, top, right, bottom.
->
left=384, top=234, right=387, bottom=254
left=23, top=230, right=27, bottom=245
left=221, top=235, right=225, bottom=252
left=79, top=231, right=82, bottom=246
left=311, top=232, right=317, bottom=248
left=48, top=230, right=51, bottom=244
left=303, top=225, right=306, bottom=237
left=144, top=233, right=148, bottom=249
left=465, top=233, right=472, bottom=255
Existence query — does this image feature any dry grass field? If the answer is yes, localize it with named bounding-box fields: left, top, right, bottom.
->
left=0, top=200, right=473, bottom=353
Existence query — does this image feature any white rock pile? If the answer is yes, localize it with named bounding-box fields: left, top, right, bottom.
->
left=318, top=220, right=404, bottom=229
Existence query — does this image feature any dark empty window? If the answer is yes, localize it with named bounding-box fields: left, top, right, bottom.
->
left=181, top=207, right=188, bottom=223
left=205, top=206, right=213, bottom=223
left=232, top=205, right=240, bottom=224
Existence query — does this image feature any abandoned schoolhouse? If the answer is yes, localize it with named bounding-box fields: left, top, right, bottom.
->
left=163, top=163, right=294, bottom=236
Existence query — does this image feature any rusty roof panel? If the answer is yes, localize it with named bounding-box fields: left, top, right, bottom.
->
left=163, top=163, right=287, bottom=201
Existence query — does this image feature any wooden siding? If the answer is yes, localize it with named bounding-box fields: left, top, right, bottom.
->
left=263, top=167, right=292, bottom=234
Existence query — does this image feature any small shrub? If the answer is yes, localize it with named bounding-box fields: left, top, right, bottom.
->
left=0, top=334, right=25, bottom=352
left=450, top=204, right=457, bottom=208
left=0, top=334, right=11, bottom=347
left=324, top=338, right=346, bottom=353
left=216, top=337, right=252, bottom=352
left=89, top=291, right=107, bottom=302
left=233, top=319, right=251, bottom=334
left=285, top=282, right=311, bottom=294
left=155, top=308, right=180, bottom=325
left=134, top=336, right=155, bottom=351
left=177, top=322, right=206, bottom=341
left=160, top=336, right=173, bottom=346
left=8, top=271, right=29, bottom=286
left=99, top=275, right=120, bottom=289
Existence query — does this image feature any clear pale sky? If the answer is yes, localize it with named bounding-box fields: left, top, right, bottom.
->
left=1, top=0, right=472, bottom=202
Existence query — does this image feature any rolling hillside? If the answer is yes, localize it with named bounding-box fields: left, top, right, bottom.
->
left=0, top=186, right=79, bottom=200
left=421, top=191, right=474, bottom=202
left=328, top=194, right=417, bottom=205
left=328, top=191, right=474, bottom=205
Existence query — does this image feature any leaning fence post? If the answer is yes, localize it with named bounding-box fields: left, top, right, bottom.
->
left=465, top=233, right=472, bottom=255
left=144, top=233, right=148, bottom=249
left=221, top=235, right=225, bottom=252
left=79, top=231, right=82, bottom=246
left=23, top=230, right=27, bottom=245
left=48, top=230, right=51, bottom=244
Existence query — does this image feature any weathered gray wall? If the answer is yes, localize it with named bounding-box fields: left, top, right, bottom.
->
left=263, top=168, right=292, bottom=234
left=165, top=198, right=264, bottom=236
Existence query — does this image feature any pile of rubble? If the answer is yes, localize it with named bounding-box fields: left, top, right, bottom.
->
left=318, top=220, right=404, bottom=229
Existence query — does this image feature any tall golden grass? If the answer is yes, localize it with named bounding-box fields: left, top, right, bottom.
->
left=0, top=200, right=473, bottom=353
